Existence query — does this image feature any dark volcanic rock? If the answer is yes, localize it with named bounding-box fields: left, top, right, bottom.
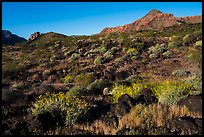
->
left=177, top=94, right=202, bottom=114
left=2, top=89, right=26, bottom=105
left=116, top=94, right=135, bottom=116
left=171, top=116, right=202, bottom=135
left=77, top=98, right=111, bottom=123
left=37, top=111, right=64, bottom=132
left=10, top=121, right=30, bottom=135
left=135, top=88, right=158, bottom=105
left=115, top=70, right=129, bottom=81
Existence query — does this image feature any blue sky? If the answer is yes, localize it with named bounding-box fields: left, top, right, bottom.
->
left=2, top=2, right=202, bottom=39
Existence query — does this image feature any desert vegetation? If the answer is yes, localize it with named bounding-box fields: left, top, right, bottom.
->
left=2, top=22, right=202, bottom=135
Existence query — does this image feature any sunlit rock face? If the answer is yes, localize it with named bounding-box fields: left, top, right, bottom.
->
left=100, top=9, right=202, bottom=34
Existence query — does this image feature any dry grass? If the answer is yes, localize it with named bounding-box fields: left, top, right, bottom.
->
left=120, top=103, right=201, bottom=129
left=75, top=120, right=118, bottom=135
left=75, top=103, right=202, bottom=135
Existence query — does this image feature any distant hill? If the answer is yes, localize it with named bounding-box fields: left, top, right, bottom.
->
left=2, top=30, right=27, bottom=46
left=100, top=9, right=202, bottom=34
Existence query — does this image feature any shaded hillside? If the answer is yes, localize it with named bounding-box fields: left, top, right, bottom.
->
left=2, top=30, right=27, bottom=46
left=100, top=9, right=202, bottom=34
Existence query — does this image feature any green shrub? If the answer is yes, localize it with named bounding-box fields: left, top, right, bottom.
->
left=162, top=51, right=172, bottom=58
left=87, top=53, right=94, bottom=57
left=132, top=42, right=145, bottom=53
left=149, top=53, right=158, bottom=59
left=94, top=57, right=104, bottom=65
left=103, top=51, right=113, bottom=59
left=96, top=46, right=107, bottom=53
left=168, top=41, right=182, bottom=48
left=131, top=55, right=139, bottom=60
left=74, top=72, right=95, bottom=87
left=30, top=92, right=90, bottom=127
left=195, top=40, right=202, bottom=47
left=150, top=80, right=191, bottom=105
left=169, top=35, right=180, bottom=41
left=70, top=53, right=80, bottom=60
left=127, top=48, right=139, bottom=56
left=187, top=47, right=202, bottom=67
left=148, top=43, right=166, bottom=55
left=194, top=30, right=202, bottom=36
left=64, top=51, right=71, bottom=56
left=62, top=46, right=68, bottom=53
left=168, top=36, right=182, bottom=48
left=171, top=69, right=189, bottom=77
left=110, top=47, right=118, bottom=54
left=115, top=54, right=130, bottom=63
left=54, top=41, right=61, bottom=47
left=85, top=49, right=96, bottom=56
left=185, top=76, right=202, bottom=95
left=183, top=34, right=193, bottom=44
left=115, top=57, right=123, bottom=63
left=124, top=75, right=142, bottom=83
left=61, top=74, right=74, bottom=83
left=78, top=48, right=85, bottom=55
left=66, top=86, right=84, bottom=96
left=87, top=79, right=110, bottom=93
left=50, top=55, right=57, bottom=62
left=127, top=48, right=137, bottom=54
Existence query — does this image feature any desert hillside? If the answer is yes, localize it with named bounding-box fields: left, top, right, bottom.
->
left=2, top=10, right=202, bottom=135
left=100, top=9, right=202, bottom=34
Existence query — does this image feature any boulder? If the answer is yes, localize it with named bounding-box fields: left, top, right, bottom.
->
left=77, top=99, right=111, bottom=124
left=171, top=116, right=202, bottom=135
left=36, top=111, right=64, bottom=132
left=116, top=94, right=135, bottom=116
left=102, top=87, right=110, bottom=95
left=177, top=94, right=202, bottom=114
left=135, top=88, right=158, bottom=105
left=115, top=70, right=129, bottom=81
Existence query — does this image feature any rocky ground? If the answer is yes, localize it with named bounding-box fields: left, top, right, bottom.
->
left=2, top=22, right=202, bottom=135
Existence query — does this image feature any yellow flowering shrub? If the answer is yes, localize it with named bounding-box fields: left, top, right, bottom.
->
left=111, top=82, right=144, bottom=103
left=110, top=78, right=200, bottom=105
left=30, top=92, right=90, bottom=127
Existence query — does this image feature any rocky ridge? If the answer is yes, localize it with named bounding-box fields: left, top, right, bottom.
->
left=2, top=30, right=27, bottom=46
left=100, top=9, right=202, bottom=34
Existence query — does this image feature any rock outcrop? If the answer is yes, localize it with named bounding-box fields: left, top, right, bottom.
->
left=100, top=9, right=202, bottom=34
left=171, top=116, right=202, bottom=135
left=135, top=88, right=158, bottom=105
left=28, top=32, right=41, bottom=41
left=177, top=94, right=202, bottom=114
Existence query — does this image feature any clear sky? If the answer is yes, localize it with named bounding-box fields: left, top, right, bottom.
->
left=2, top=2, right=202, bottom=39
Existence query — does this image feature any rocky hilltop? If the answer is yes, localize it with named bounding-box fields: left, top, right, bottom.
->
left=100, top=9, right=202, bottom=34
left=2, top=30, right=27, bottom=46
left=28, top=32, right=42, bottom=41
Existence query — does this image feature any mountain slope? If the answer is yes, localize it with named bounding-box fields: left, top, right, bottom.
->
left=2, top=30, right=27, bottom=46
left=100, top=9, right=202, bottom=34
